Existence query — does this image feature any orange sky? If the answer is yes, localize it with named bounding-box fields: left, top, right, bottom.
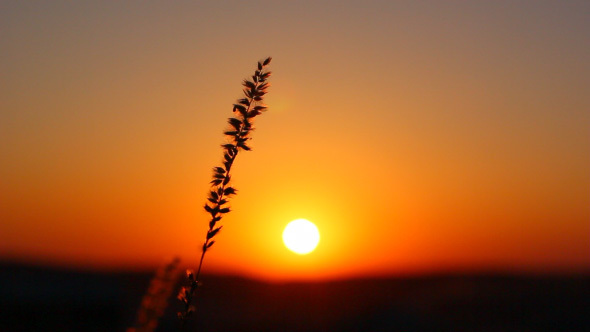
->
left=1, top=0, right=588, bottom=281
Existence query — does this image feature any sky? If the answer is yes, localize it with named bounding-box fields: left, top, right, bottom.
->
left=1, top=0, right=588, bottom=281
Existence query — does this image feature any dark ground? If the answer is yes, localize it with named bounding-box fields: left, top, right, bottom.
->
left=0, top=263, right=588, bottom=332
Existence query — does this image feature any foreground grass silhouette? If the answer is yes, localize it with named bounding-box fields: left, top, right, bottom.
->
left=178, top=57, right=272, bottom=324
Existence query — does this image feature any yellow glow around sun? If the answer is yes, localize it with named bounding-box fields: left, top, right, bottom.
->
left=282, top=219, right=320, bottom=255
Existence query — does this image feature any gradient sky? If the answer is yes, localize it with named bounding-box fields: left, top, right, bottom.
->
left=1, top=0, right=588, bottom=281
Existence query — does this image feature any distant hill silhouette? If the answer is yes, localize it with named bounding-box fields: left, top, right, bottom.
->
left=1, top=263, right=588, bottom=331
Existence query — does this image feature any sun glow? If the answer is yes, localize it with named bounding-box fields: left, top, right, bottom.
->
left=282, top=219, right=320, bottom=255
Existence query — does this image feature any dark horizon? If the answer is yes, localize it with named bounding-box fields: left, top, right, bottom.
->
left=2, top=258, right=589, bottom=283
left=2, top=262, right=589, bottom=332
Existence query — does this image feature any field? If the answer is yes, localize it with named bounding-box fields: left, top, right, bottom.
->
left=1, top=263, right=588, bottom=331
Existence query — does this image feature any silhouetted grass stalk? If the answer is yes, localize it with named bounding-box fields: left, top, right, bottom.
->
left=128, top=258, right=181, bottom=332
left=178, top=57, right=272, bottom=323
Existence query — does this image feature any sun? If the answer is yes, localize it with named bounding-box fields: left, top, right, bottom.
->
left=282, top=219, right=320, bottom=255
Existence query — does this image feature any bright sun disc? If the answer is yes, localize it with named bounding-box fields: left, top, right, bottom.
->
left=282, top=219, right=320, bottom=255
